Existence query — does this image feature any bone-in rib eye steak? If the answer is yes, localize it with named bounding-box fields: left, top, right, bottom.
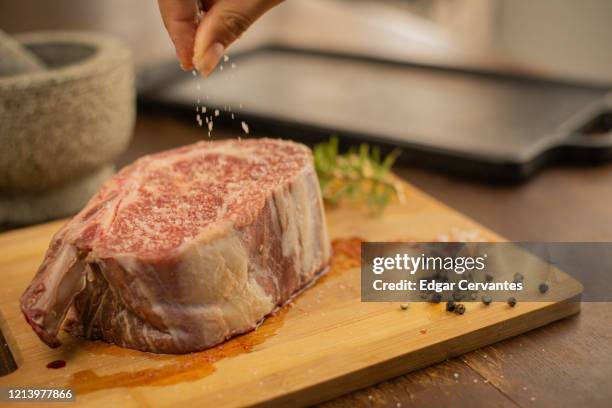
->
left=20, top=138, right=331, bottom=353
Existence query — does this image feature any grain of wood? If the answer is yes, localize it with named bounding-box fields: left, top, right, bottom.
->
left=319, top=359, right=519, bottom=408
left=461, top=302, right=612, bottom=408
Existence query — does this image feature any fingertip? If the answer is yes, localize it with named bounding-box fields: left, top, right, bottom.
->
left=176, top=45, right=195, bottom=71
left=193, top=42, right=224, bottom=77
left=178, top=55, right=195, bottom=71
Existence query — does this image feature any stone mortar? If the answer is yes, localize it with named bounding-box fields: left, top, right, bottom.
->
left=0, top=165, right=116, bottom=226
left=0, top=31, right=135, bottom=193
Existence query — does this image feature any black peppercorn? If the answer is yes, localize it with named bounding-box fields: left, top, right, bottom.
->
left=446, top=300, right=456, bottom=312
left=538, top=282, right=549, bottom=294
left=513, top=273, right=524, bottom=284
left=507, top=297, right=517, bottom=307
left=431, top=293, right=442, bottom=303
left=485, top=274, right=494, bottom=282
left=481, top=295, right=492, bottom=305
left=455, top=304, right=466, bottom=315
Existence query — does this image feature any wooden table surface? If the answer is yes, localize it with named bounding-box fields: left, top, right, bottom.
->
left=119, top=113, right=612, bottom=408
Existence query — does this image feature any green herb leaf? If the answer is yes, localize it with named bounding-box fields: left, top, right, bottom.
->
left=313, top=136, right=402, bottom=213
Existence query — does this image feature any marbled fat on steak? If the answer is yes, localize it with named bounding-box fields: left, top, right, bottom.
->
left=20, top=139, right=331, bottom=353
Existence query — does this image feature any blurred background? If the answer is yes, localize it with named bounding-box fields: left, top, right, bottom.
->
left=1, top=0, right=612, bottom=232
left=2, top=0, right=612, bottom=82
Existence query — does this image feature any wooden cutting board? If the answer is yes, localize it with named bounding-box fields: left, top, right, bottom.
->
left=0, top=180, right=582, bottom=407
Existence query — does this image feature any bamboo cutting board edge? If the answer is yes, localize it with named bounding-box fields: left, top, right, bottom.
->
left=251, top=300, right=581, bottom=408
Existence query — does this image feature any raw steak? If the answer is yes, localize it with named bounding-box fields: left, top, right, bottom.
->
left=21, top=138, right=331, bottom=354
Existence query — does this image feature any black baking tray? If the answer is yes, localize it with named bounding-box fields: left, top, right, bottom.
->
left=138, top=46, right=612, bottom=182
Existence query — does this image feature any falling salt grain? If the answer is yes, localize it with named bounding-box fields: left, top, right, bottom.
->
left=453, top=373, right=459, bottom=379
left=192, top=70, right=197, bottom=76
left=214, top=109, right=220, bottom=117
left=368, top=395, right=373, bottom=401
left=473, top=379, right=478, bottom=383
left=241, top=121, right=250, bottom=134
left=231, top=113, right=235, bottom=120
left=223, top=55, right=229, bottom=62
left=231, top=63, right=236, bottom=69
left=208, top=121, right=213, bottom=132
left=530, top=397, right=536, bottom=402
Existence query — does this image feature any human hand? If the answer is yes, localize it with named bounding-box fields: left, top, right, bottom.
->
left=158, top=0, right=283, bottom=76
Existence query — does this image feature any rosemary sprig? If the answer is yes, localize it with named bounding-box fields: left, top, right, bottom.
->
left=314, top=136, right=403, bottom=213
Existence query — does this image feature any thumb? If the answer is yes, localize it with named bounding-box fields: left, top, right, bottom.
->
left=192, top=0, right=282, bottom=76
